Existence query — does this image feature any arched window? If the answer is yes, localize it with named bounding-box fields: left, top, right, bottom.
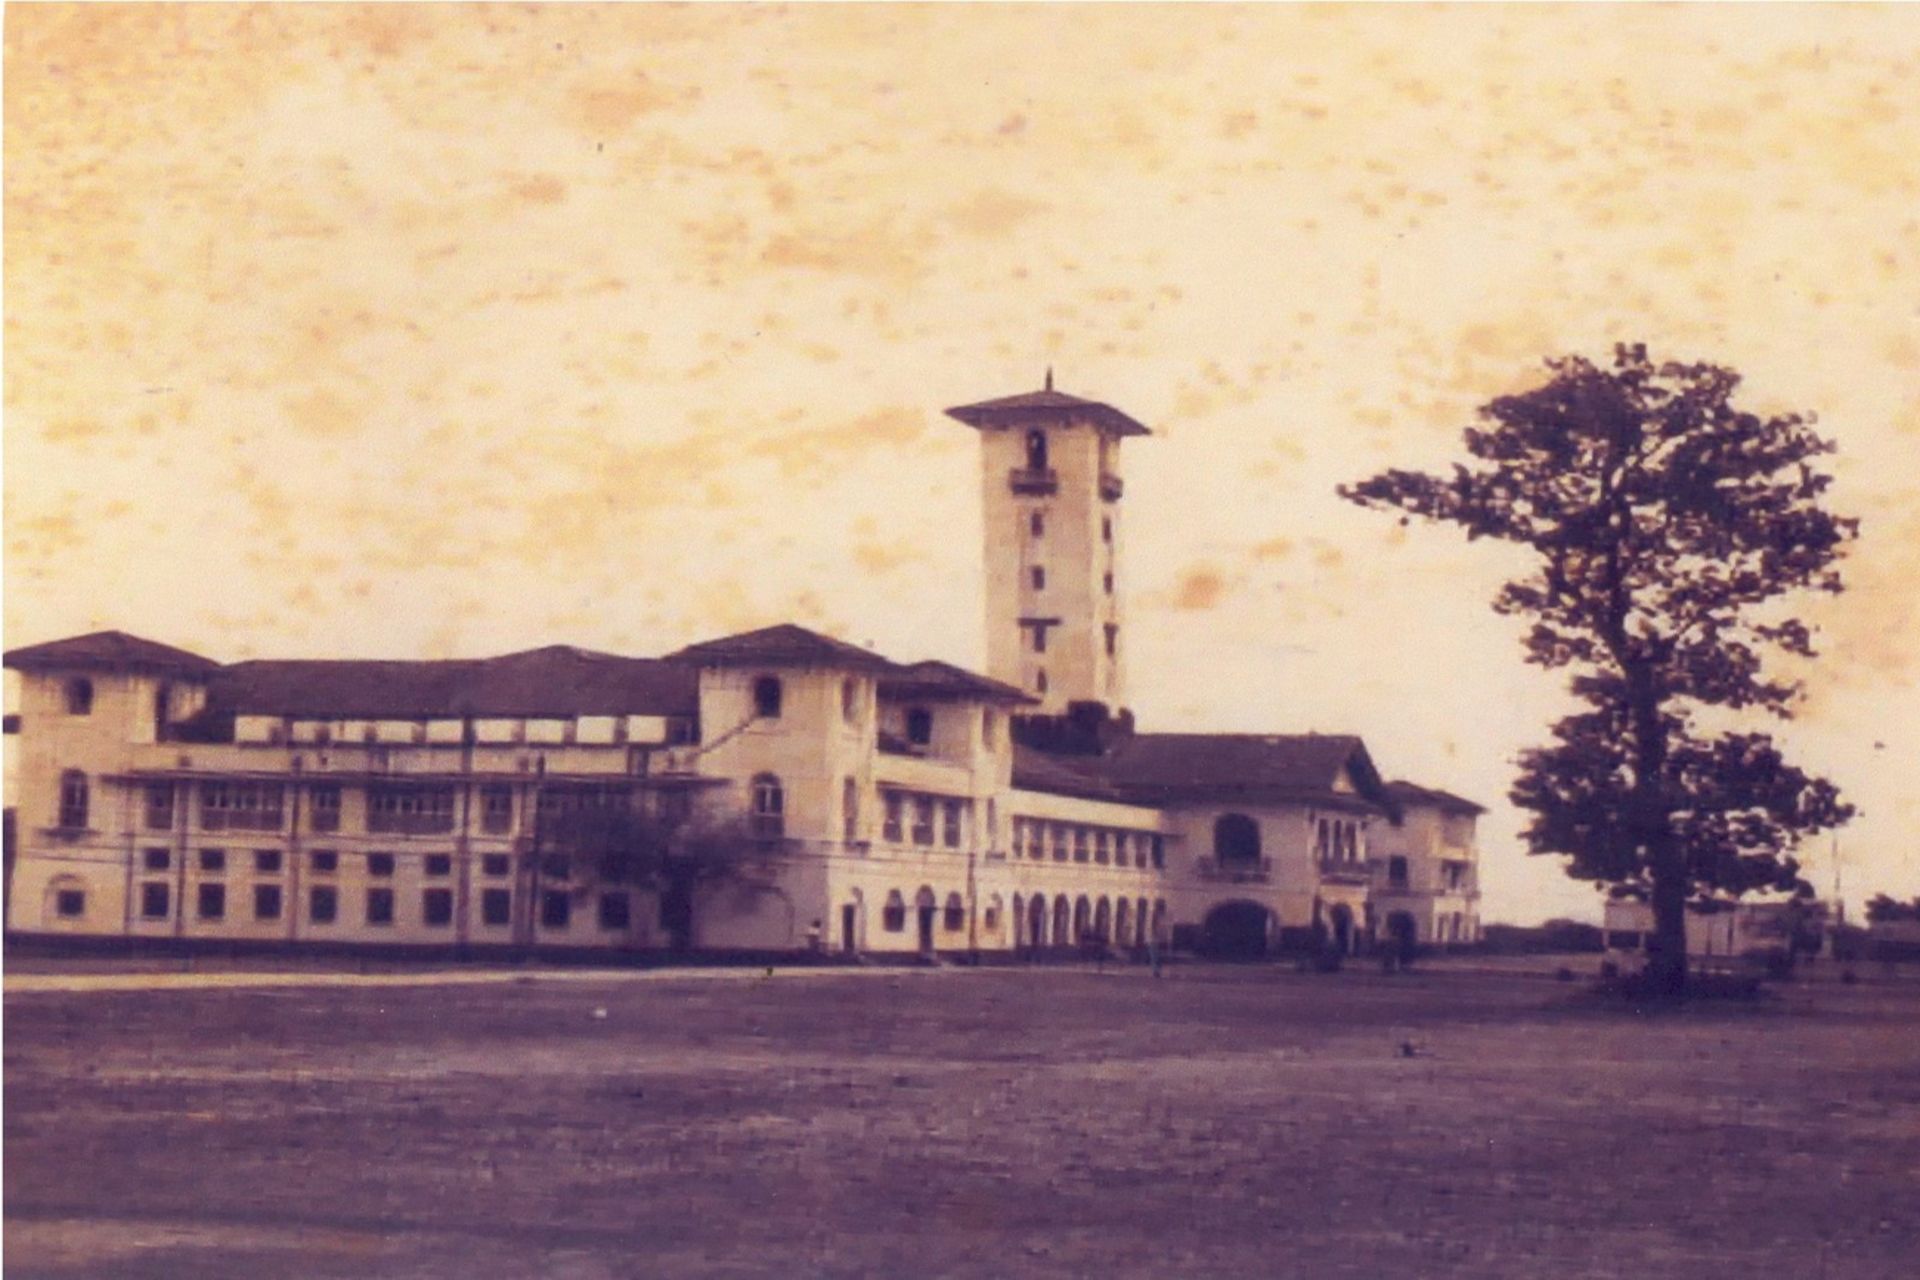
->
left=1073, top=895, right=1091, bottom=942
left=1030, top=895, right=1049, bottom=947
left=752, top=675, right=783, bottom=719
left=1052, top=895, right=1071, bottom=945
left=905, top=707, right=933, bottom=746
left=1093, top=897, right=1112, bottom=942
left=1387, top=855, right=1409, bottom=887
left=842, top=777, right=859, bottom=843
left=943, top=892, right=966, bottom=932
left=984, top=894, right=1002, bottom=933
left=65, top=678, right=94, bottom=716
left=841, top=678, right=859, bottom=724
left=750, top=774, right=784, bottom=839
left=58, top=770, right=90, bottom=829
left=883, top=890, right=906, bottom=932
left=1114, top=899, right=1132, bottom=948
left=1136, top=897, right=1150, bottom=946
left=1025, top=430, right=1048, bottom=471
left=1214, top=813, right=1261, bottom=867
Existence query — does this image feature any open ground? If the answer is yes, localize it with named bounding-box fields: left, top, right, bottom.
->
left=6, top=962, right=1918, bottom=1279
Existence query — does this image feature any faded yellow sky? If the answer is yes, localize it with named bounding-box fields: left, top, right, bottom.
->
left=6, top=4, right=1918, bottom=924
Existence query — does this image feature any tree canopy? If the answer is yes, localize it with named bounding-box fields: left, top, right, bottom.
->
left=1341, top=344, right=1856, bottom=992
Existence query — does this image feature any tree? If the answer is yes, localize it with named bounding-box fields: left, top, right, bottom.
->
left=1864, top=894, right=1920, bottom=925
left=535, top=795, right=777, bottom=953
left=1341, top=344, right=1856, bottom=995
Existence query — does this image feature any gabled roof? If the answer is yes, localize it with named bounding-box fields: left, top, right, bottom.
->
left=666, top=623, right=897, bottom=673
left=1385, top=780, right=1486, bottom=816
left=880, top=660, right=1037, bottom=705
left=3, top=630, right=220, bottom=676
left=1011, top=744, right=1134, bottom=804
left=945, top=385, right=1152, bottom=438
left=202, top=648, right=699, bottom=720
left=1086, top=732, right=1395, bottom=814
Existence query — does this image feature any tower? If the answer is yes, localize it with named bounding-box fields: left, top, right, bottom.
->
left=945, top=375, right=1150, bottom=715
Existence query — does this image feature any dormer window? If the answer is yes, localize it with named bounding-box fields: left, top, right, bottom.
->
left=752, top=675, right=783, bottom=719
left=1025, top=430, right=1048, bottom=471
left=65, top=678, right=94, bottom=716
left=906, top=707, right=933, bottom=747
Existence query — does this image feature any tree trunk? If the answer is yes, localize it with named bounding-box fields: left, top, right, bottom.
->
left=1645, top=837, right=1688, bottom=996
left=1629, top=669, right=1687, bottom=996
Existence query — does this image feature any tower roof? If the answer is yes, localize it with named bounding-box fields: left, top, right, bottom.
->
left=3, top=630, right=220, bottom=676
left=945, top=384, right=1151, bottom=437
left=665, top=623, right=898, bottom=673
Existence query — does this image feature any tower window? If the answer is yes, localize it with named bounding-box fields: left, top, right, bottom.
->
left=1102, top=516, right=1113, bottom=543
left=752, top=675, right=783, bottom=719
left=64, top=678, right=94, bottom=716
left=1036, top=669, right=1048, bottom=695
left=1104, top=572, right=1114, bottom=594
left=1105, top=624, right=1119, bottom=657
left=1029, top=511, right=1044, bottom=538
left=1031, top=626, right=1047, bottom=655
left=1025, top=430, right=1048, bottom=471
left=1030, top=565, right=1045, bottom=590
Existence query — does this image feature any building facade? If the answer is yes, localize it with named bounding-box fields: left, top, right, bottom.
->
left=3, top=381, right=1481, bottom=959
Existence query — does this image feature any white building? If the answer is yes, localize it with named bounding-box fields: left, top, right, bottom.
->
left=2, top=381, right=1481, bottom=960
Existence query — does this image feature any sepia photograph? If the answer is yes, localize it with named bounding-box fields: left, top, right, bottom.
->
left=4, top=3, right=1918, bottom=1276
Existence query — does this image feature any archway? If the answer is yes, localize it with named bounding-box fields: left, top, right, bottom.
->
left=1011, top=893, right=1026, bottom=948
left=915, top=886, right=938, bottom=955
left=1329, top=903, right=1356, bottom=955
left=1386, top=910, right=1418, bottom=965
left=1029, top=894, right=1048, bottom=948
left=1114, top=899, right=1132, bottom=950
left=1093, top=897, right=1112, bottom=943
left=1072, top=896, right=1091, bottom=943
left=1052, top=896, right=1071, bottom=948
left=842, top=889, right=864, bottom=954
left=1201, top=900, right=1272, bottom=960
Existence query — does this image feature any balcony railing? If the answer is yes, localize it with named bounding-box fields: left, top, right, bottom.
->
left=201, top=809, right=284, bottom=833
left=1009, top=467, right=1059, bottom=495
left=1196, top=856, right=1272, bottom=884
left=1099, top=472, right=1124, bottom=501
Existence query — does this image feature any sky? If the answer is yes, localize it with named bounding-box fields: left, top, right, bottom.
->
left=5, top=3, right=1917, bottom=925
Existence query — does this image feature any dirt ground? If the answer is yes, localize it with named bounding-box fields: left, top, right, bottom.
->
left=6, top=963, right=1918, bottom=1279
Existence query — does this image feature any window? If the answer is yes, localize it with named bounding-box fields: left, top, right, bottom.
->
left=1052, top=824, right=1068, bottom=862
left=424, top=854, right=452, bottom=877
left=200, top=781, right=283, bottom=832
left=1105, top=624, right=1119, bottom=658
left=1113, top=832, right=1128, bottom=866
left=367, top=785, right=455, bottom=834
left=942, top=800, right=962, bottom=849
left=197, top=883, right=226, bottom=920
left=883, top=792, right=904, bottom=843
left=1150, top=836, right=1166, bottom=869
left=309, top=850, right=338, bottom=874
left=1104, top=572, right=1114, bottom=595
left=1025, top=429, right=1048, bottom=471
left=366, top=887, right=395, bottom=926
left=64, top=678, right=93, bottom=716
left=58, top=770, right=89, bottom=829
left=1073, top=828, right=1089, bottom=863
left=140, top=882, right=170, bottom=919
left=841, top=679, right=859, bottom=724
left=309, top=785, right=341, bottom=833
left=254, top=849, right=282, bottom=874
left=1101, top=516, right=1113, bottom=543
left=750, top=774, right=784, bottom=839
left=56, top=887, right=86, bottom=917
left=253, top=884, right=283, bottom=921
left=423, top=888, right=454, bottom=927
left=1031, top=626, right=1047, bottom=654
left=143, top=847, right=170, bottom=872
left=305, top=884, right=336, bottom=924
left=145, top=784, right=175, bottom=832
left=906, top=707, right=933, bottom=746
left=1029, top=510, right=1044, bottom=538
left=911, top=796, right=935, bottom=846
left=982, top=710, right=997, bottom=748
left=482, top=853, right=511, bottom=877
left=1388, top=856, right=1409, bottom=888
left=1095, top=830, right=1110, bottom=864
left=598, top=892, right=631, bottom=930
left=943, top=893, right=966, bottom=932
left=752, top=675, right=783, bottom=719
left=882, top=890, right=906, bottom=932
left=481, top=784, right=513, bottom=834
left=1214, top=813, right=1261, bottom=867
left=842, top=777, right=859, bottom=844
left=541, top=854, right=571, bottom=880
left=199, top=848, right=226, bottom=873
left=481, top=888, right=512, bottom=926
left=541, top=891, right=571, bottom=930
left=366, top=852, right=395, bottom=877
left=1012, top=819, right=1026, bottom=859
left=1030, top=565, right=1046, bottom=590
left=1036, top=670, right=1048, bottom=695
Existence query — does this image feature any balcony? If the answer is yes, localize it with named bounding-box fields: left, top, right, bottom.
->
left=200, top=809, right=284, bottom=833
left=1009, top=466, right=1059, bottom=495
left=1099, top=472, right=1124, bottom=501
left=1196, top=856, right=1273, bottom=884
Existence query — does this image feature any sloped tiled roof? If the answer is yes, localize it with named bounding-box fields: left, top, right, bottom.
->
left=1385, top=780, right=1486, bottom=816
left=3, top=630, right=220, bottom=676
left=1011, top=744, right=1133, bottom=803
left=202, top=647, right=698, bottom=720
left=880, top=660, right=1037, bottom=705
left=945, top=386, right=1151, bottom=437
left=1083, top=732, right=1394, bottom=813
left=666, top=623, right=897, bottom=673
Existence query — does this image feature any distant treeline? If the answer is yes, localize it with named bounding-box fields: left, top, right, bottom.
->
left=1480, top=920, right=1605, bottom=954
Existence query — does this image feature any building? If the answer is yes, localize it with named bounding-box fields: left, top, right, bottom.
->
left=3, top=381, right=1482, bottom=959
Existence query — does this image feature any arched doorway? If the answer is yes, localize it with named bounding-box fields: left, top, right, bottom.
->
left=841, top=889, right=864, bottom=953
left=1029, top=895, right=1048, bottom=949
left=1201, top=900, right=1272, bottom=960
left=915, top=886, right=938, bottom=955
left=1052, top=896, right=1071, bottom=948
left=1072, top=896, right=1091, bottom=943
left=1329, top=903, right=1355, bottom=955
left=1011, top=893, right=1026, bottom=949
left=1386, top=910, right=1418, bottom=966
left=1114, top=899, right=1132, bottom=950
left=1093, top=897, right=1112, bottom=943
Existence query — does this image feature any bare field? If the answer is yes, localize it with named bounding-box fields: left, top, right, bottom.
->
left=6, top=965, right=1918, bottom=1279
